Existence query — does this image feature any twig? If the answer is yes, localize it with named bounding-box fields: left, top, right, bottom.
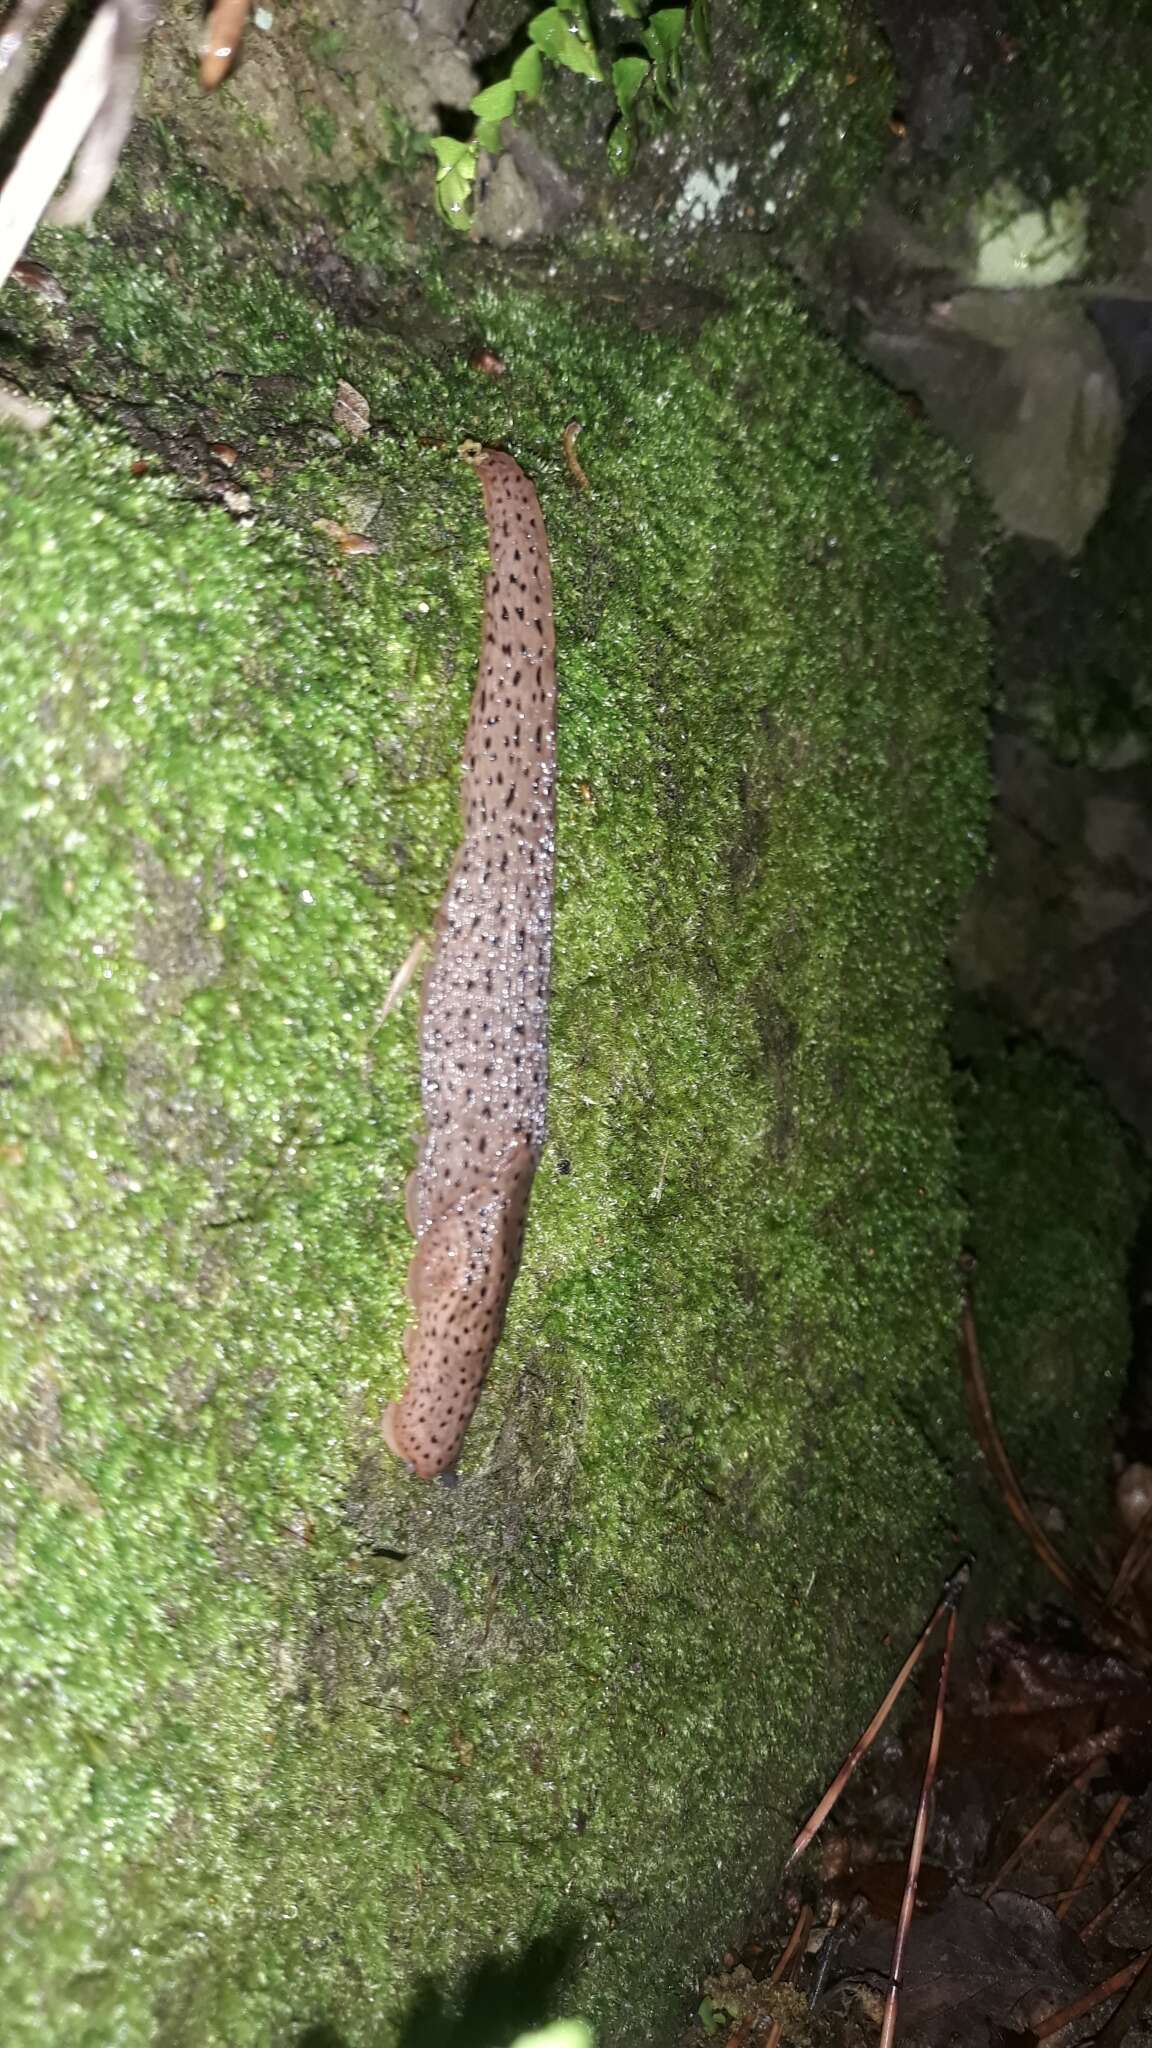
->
left=1091, top=1945, right=1152, bottom=2048
left=959, top=1291, right=1149, bottom=1667
left=981, top=1761, right=1101, bottom=1901
left=878, top=1595, right=962, bottom=2048
left=725, top=1905, right=812, bottom=2048
left=1107, top=1498, right=1152, bottom=1615
left=1057, top=1793, right=1132, bottom=1922
left=479, top=1566, right=504, bottom=1644
left=1080, top=1853, right=1152, bottom=1944
left=768, top=1902, right=812, bottom=1987
left=378, top=935, right=429, bottom=1024
left=1031, top=1883, right=1095, bottom=1909
left=960, top=1292, right=1095, bottom=1604
left=562, top=419, right=590, bottom=491
left=786, top=1562, right=970, bottom=1867
left=808, top=1902, right=843, bottom=2004
left=1034, top=1950, right=1152, bottom=2040
left=760, top=1908, right=812, bottom=2048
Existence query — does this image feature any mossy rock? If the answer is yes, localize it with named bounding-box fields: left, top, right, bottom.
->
left=0, top=134, right=1129, bottom=2046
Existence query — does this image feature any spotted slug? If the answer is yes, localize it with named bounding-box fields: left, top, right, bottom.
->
left=383, top=444, right=556, bottom=1479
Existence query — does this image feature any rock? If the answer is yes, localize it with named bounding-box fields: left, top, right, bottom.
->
left=863, top=291, right=1123, bottom=553
left=966, top=183, right=1089, bottom=290
left=472, top=130, right=582, bottom=246
left=1087, top=297, right=1152, bottom=408
left=141, top=0, right=478, bottom=195
left=1083, top=795, right=1152, bottom=879
left=953, top=733, right=1152, bottom=1140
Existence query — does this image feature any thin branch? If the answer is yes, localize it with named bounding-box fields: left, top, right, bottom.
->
left=981, top=1761, right=1101, bottom=1901
left=786, top=1561, right=970, bottom=1867
left=768, top=1903, right=812, bottom=1988
left=1057, top=1794, right=1132, bottom=1923
left=1080, top=1853, right=1152, bottom=1945
left=959, top=1290, right=1149, bottom=1667
left=1092, top=1946, right=1152, bottom=2048
left=1107, top=1498, right=1152, bottom=1616
left=726, top=1906, right=813, bottom=2048
left=1034, top=1950, right=1152, bottom=2040
left=878, top=1599, right=961, bottom=2048
left=378, top=935, right=429, bottom=1023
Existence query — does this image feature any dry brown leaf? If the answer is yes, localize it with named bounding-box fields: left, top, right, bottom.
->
left=333, top=379, right=370, bottom=437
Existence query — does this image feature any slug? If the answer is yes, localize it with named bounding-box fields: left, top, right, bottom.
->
left=199, top=0, right=251, bottom=91
left=383, top=443, right=556, bottom=1478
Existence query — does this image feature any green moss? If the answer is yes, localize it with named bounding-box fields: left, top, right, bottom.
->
left=309, top=25, right=350, bottom=66
left=743, top=0, right=892, bottom=222
left=304, top=107, right=339, bottom=160
left=954, top=1015, right=1147, bottom=1523
left=0, top=157, right=1002, bottom=2044
left=977, top=0, right=1152, bottom=201
left=323, top=156, right=429, bottom=267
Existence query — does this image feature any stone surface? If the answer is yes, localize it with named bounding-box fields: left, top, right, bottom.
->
left=953, top=732, right=1152, bottom=1141
left=141, top=0, right=477, bottom=194
left=472, top=129, right=583, bottom=245
left=862, top=289, right=1124, bottom=555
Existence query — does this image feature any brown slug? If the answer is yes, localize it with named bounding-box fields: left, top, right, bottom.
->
left=383, top=443, right=556, bottom=1478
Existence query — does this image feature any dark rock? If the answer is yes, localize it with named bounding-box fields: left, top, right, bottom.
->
left=953, top=732, right=1152, bottom=1142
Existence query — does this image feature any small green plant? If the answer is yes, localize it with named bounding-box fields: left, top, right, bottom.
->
left=428, top=0, right=702, bottom=227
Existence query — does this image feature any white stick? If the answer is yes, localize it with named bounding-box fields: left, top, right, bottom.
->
left=0, top=0, right=116, bottom=289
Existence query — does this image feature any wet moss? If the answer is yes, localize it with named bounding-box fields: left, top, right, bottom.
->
left=977, top=0, right=1152, bottom=201
left=0, top=151, right=1006, bottom=2045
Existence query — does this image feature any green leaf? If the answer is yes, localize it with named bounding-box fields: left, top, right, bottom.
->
left=429, top=135, right=472, bottom=173
left=611, top=53, right=649, bottom=116
left=432, top=142, right=477, bottom=228
left=509, top=44, right=545, bottom=97
left=473, top=118, right=504, bottom=154
left=691, top=0, right=712, bottom=61
left=608, top=53, right=649, bottom=175
left=646, top=6, right=686, bottom=56
left=528, top=6, right=603, bottom=80
left=613, top=0, right=644, bottom=14
left=606, top=119, right=635, bottom=175
left=435, top=170, right=474, bottom=226
left=643, top=5, right=685, bottom=102
left=470, top=77, right=518, bottom=121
